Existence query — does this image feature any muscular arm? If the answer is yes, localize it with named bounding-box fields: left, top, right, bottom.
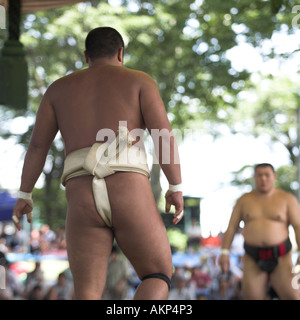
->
left=20, top=90, right=59, bottom=192
left=139, top=73, right=183, bottom=223
left=223, top=198, right=243, bottom=249
left=139, top=74, right=181, bottom=185
left=12, top=90, right=58, bottom=230
left=219, top=197, right=243, bottom=272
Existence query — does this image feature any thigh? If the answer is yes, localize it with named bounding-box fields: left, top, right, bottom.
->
left=270, top=252, right=299, bottom=300
left=242, top=254, right=269, bottom=300
left=105, top=172, right=173, bottom=280
left=65, top=176, right=114, bottom=299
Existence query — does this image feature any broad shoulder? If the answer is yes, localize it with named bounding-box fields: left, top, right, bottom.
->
left=275, top=188, right=298, bottom=204
left=123, top=67, right=156, bottom=85
left=48, top=65, right=154, bottom=84
left=240, top=188, right=297, bottom=203
left=238, top=191, right=255, bottom=202
left=44, top=69, right=87, bottom=95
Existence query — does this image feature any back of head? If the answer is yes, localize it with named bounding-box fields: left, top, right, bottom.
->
left=85, top=27, right=124, bottom=60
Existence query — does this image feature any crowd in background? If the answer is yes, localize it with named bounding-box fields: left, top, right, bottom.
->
left=0, top=222, right=67, bottom=255
left=0, top=220, right=276, bottom=300
left=0, top=221, right=72, bottom=300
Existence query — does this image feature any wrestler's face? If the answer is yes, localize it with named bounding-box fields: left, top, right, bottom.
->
left=254, top=167, right=276, bottom=193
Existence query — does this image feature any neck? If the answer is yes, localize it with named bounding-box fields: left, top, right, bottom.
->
left=88, top=57, right=122, bottom=68
left=256, top=187, right=275, bottom=197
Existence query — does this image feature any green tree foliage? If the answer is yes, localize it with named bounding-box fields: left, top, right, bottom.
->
left=230, top=75, right=300, bottom=156
left=229, top=74, right=300, bottom=194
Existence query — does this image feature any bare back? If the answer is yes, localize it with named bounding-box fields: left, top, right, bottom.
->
left=47, top=64, right=176, bottom=299
left=47, top=65, right=148, bottom=155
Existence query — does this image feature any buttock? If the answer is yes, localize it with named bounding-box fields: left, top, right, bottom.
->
left=65, top=176, right=108, bottom=228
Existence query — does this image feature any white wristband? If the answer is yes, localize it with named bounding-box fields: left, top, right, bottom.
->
left=221, top=249, right=230, bottom=255
left=18, top=191, right=32, bottom=201
left=168, top=184, right=182, bottom=193
left=18, top=191, right=33, bottom=209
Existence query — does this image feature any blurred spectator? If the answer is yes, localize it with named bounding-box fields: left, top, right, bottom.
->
left=40, top=225, right=56, bottom=252
left=23, top=261, right=45, bottom=298
left=63, top=267, right=74, bottom=284
left=0, top=237, right=8, bottom=254
left=196, top=292, right=209, bottom=300
left=45, top=272, right=73, bottom=300
left=190, top=266, right=212, bottom=293
left=186, top=219, right=201, bottom=250
left=27, top=284, right=44, bottom=300
left=170, top=267, right=185, bottom=290
left=0, top=251, right=23, bottom=299
left=206, top=255, right=222, bottom=279
left=53, top=226, right=67, bottom=250
left=0, top=252, right=6, bottom=291
left=230, top=255, right=243, bottom=279
left=30, top=229, right=41, bottom=254
left=4, top=226, right=23, bottom=252
left=169, top=272, right=195, bottom=300
left=202, top=254, right=222, bottom=292
left=230, top=279, right=243, bottom=300
left=210, top=272, right=236, bottom=300
left=103, top=246, right=131, bottom=300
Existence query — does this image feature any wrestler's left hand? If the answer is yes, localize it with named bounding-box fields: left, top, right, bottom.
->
left=165, top=191, right=184, bottom=225
left=12, top=199, right=33, bottom=231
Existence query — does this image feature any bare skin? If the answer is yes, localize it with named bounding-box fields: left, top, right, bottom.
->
left=219, top=166, right=300, bottom=299
left=12, top=47, right=183, bottom=299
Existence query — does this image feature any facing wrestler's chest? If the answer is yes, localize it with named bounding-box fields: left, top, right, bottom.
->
left=242, top=197, right=287, bottom=223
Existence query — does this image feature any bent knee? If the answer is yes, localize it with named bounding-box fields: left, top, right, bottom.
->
left=142, top=273, right=172, bottom=291
left=139, top=263, right=173, bottom=283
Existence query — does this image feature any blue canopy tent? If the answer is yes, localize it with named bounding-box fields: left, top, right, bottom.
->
left=0, top=190, right=16, bottom=221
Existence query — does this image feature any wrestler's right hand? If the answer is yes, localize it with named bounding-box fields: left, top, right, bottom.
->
left=165, top=191, right=184, bottom=225
left=219, top=254, right=230, bottom=273
left=12, top=199, right=33, bottom=231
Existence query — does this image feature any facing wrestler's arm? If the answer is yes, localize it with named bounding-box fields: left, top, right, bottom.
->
left=139, top=73, right=183, bottom=224
left=219, top=198, right=243, bottom=273
left=12, top=91, right=59, bottom=230
left=287, top=193, right=300, bottom=265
